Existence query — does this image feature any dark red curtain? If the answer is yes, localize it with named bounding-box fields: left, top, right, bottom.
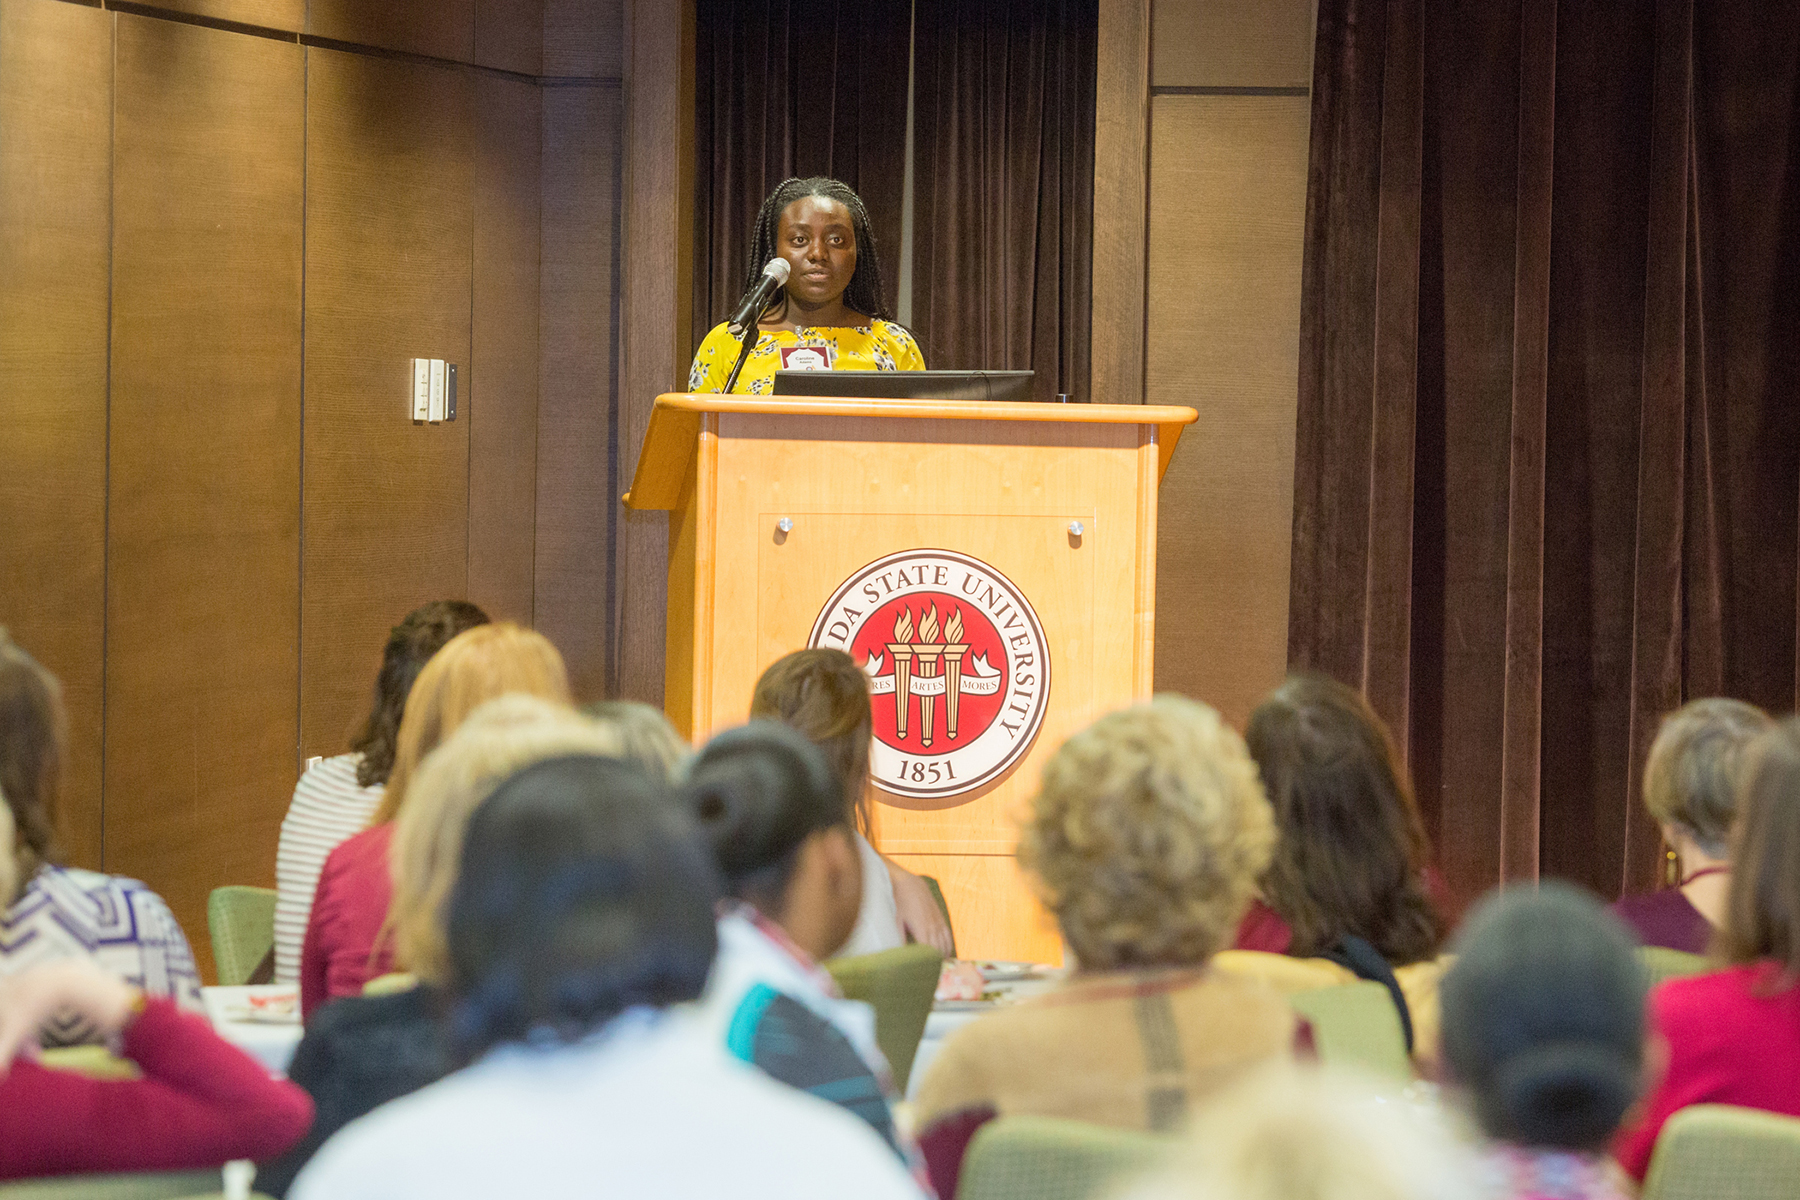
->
left=911, top=0, right=1096, bottom=402
left=1292, top=0, right=1800, bottom=915
left=693, top=0, right=912, bottom=340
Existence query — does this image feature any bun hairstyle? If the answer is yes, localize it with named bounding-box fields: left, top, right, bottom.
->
left=680, top=721, right=850, bottom=909
left=446, top=754, right=721, bottom=1059
left=1440, top=882, right=1646, bottom=1152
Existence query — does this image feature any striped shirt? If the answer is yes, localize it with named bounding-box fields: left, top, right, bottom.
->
left=0, top=864, right=204, bottom=1045
left=274, top=754, right=385, bottom=986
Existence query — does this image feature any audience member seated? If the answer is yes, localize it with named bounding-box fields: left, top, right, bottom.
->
left=300, top=622, right=571, bottom=1017
left=1440, top=883, right=1646, bottom=1200
left=0, top=793, right=311, bottom=1179
left=257, top=697, right=622, bottom=1197
left=683, top=722, right=915, bottom=1166
left=1113, top=1065, right=1481, bottom=1200
left=289, top=754, right=923, bottom=1199
left=912, top=696, right=1297, bottom=1199
left=273, top=601, right=488, bottom=986
left=1611, top=698, right=1769, bottom=954
left=1220, top=673, right=1447, bottom=1057
left=1616, top=717, right=1800, bottom=1178
left=580, top=699, right=691, bottom=781
left=750, top=648, right=953, bottom=956
left=0, top=630, right=201, bottom=1043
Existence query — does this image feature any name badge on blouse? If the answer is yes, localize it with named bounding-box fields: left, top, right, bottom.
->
left=780, top=343, right=835, bottom=371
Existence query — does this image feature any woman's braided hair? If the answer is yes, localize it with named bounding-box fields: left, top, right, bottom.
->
left=744, top=176, right=892, bottom=323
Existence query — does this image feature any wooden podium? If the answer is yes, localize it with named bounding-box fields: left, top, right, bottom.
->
left=625, top=394, right=1197, bottom=963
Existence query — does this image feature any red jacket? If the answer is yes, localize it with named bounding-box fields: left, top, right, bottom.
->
left=0, top=998, right=312, bottom=1180
left=1615, top=962, right=1800, bottom=1178
left=300, top=823, right=396, bottom=1020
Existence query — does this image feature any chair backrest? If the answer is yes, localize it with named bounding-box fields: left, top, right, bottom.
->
left=37, top=1045, right=139, bottom=1080
left=919, top=873, right=957, bottom=955
left=1288, top=980, right=1413, bottom=1079
left=1642, top=1104, right=1800, bottom=1200
left=1638, top=945, right=1710, bottom=989
left=207, top=885, right=278, bottom=986
left=362, top=971, right=420, bottom=997
left=0, top=1169, right=221, bottom=1199
left=825, top=942, right=942, bottom=1093
left=956, top=1115, right=1167, bottom=1200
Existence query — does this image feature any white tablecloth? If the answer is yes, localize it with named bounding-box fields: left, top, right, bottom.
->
left=202, top=985, right=303, bottom=1076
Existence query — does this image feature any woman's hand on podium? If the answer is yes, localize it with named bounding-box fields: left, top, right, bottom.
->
left=886, top=859, right=955, bottom=956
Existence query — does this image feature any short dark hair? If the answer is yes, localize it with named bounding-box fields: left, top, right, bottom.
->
left=350, top=600, right=489, bottom=788
left=1721, top=719, right=1800, bottom=981
left=745, top=177, right=892, bottom=322
left=1245, top=673, right=1442, bottom=964
left=680, top=721, right=849, bottom=911
left=0, top=629, right=65, bottom=881
left=748, top=649, right=873, bottom=835
left=1440, top=882, right=1646, bottom=1152
left=445, top=754, right=720, bottom=1058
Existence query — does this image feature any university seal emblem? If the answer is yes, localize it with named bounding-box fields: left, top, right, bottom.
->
left=809, top=549, right=1050, bottom=802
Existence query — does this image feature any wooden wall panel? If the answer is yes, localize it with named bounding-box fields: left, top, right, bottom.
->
left=1146, top=96, right=1309, bottom=728
left=1092, top=0, right=1151, bottom=405
left=537, top=84, right=621, bottom=702
left=476, top=0, right=544, bottom=74
left=302, top=48, right=474, bottom=758
left=610, top=0, right=692, bottom=703
left=307, top=0, right=474, bottom=64
left=1151, top=0, right=1314, bottom=88
left=469, top=75, right=542, bottom=625
left=545, top=0, right=624, bottom=77
left=129, top=0, right=304, bottom=33
left=0, top=0, right=111, bottom=869
left=105, top=15, right=303, bottom=973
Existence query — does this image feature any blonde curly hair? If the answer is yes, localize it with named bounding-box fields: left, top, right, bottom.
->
left=385, top=695, right=622, bottom=983
left=1020, top=695, right=1275, bottom=971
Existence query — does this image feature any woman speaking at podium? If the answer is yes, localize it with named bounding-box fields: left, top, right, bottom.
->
left=689, top=177, right=925, bottom=395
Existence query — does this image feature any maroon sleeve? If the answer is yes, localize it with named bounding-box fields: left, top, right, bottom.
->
left=917, top=1104, right=997, bottom=1200
left=0, top=999, right=313, bottom=1181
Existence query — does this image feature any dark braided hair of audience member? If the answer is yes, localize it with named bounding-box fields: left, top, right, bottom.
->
left=744, top=177, right=892, bottom=323
left=445, top=754, right=721, bottom=1060
left=350, top=601, right=489, bottom=788
left=1246, top=673, right=1442, bottom=964
left=1440, top=883, right=1646, bottom=1152
left=0, top=629, right=67, bottom=885
left=679, top=721, right=851, bottom=913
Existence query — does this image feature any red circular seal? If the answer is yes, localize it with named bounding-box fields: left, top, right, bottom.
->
left=809, top=549, right=1050, bottom=802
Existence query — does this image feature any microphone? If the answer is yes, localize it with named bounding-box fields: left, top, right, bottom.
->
left=726, top=258, right=791, bottom=339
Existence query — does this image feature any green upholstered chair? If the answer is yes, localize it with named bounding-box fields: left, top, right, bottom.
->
left=826, top=942, right=943, bottom=1093
left=955, top=1115, right=1168, bottom=1200
left=1288, top=980, right=1413, bottom=1080
left=1642, top=1104, right=1800, bottom=1200
left=919, top=873, right=957, bottom=955
left=1638, top=945, right=1710, bottom=989
left=206, top=885, right=278, bottom=986
left=0, top=1170, right=228, bottom=1199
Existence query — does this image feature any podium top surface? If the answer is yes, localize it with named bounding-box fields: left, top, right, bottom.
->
left=624, top=392, right=1199, bottom=510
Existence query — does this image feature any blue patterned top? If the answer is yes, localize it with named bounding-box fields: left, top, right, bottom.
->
left=1, top=864, right=204, bottom=1044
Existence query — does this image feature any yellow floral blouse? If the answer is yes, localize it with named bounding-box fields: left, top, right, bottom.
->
left=687, top=319, right=927, bottom=395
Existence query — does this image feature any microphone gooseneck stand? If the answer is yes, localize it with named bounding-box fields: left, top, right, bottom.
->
left=722, top=322, right=760, bottom=395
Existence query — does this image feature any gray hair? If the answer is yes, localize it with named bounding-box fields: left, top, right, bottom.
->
left=1644, top=698, right=1772, bottom=857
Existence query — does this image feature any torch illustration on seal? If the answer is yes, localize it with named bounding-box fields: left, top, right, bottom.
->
left=914, top=606, right=944, bottom=748
left=887, top=609, right=916, bottom=739
left=942, top=607, right=970, bottom=738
